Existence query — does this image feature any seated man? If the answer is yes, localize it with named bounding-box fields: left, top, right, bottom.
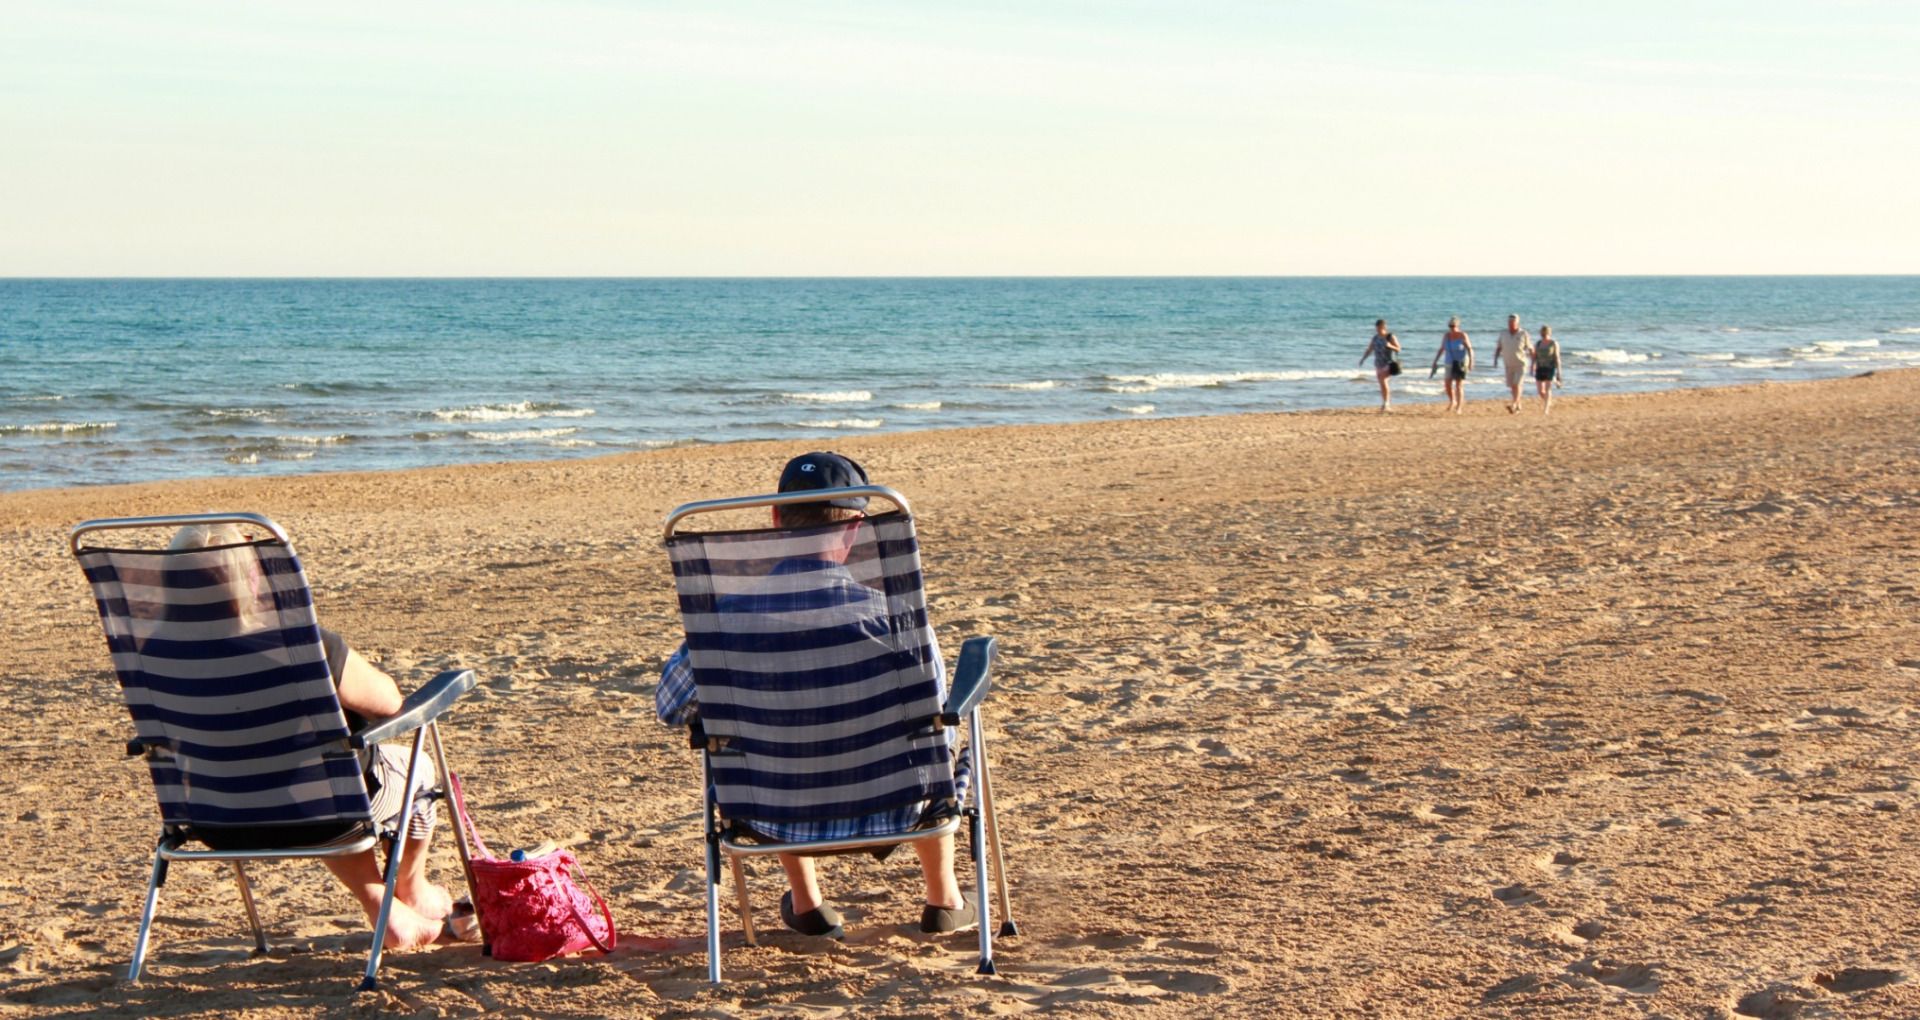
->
left=657, top=451, right=977, bottom=938
left=168, top=524, right=469, bottom=950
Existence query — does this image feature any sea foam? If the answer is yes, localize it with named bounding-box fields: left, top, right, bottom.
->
left=463, top=426, right=583, bottom=442
left=795, top=417, right=884, bottom=429
left=1575, top=349, right=1657, bottom=365
left=1, top=421, right=118, bottom=435
left=784, top=390, right=872, bottom=404
left=1101, top=369, right=1358, bottom=391
left=434, top=401, right=595, bottom=422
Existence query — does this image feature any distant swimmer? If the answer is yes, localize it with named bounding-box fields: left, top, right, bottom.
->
left=1358, top=318, right=1402, bottom=413
left=1429, top=316, right=1474, bottom=415
left=1493, top=314, right=1533, bottom=414
left=1532, top=325, right=1564, bottom=416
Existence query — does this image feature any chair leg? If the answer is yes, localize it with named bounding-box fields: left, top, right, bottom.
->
left=360, top=730, right=427, bottom=992
left=728, top=853, right=756, bottom=946
left=428, top=723, right=485, bottom=952
left=975, top=732, right=1018, bottom=938
left=232, top=862, right=268, bottom=954
left=966, top=711, right=996, bottom=975
left=126, top=847, right=168, bottom=983
left=702, top=754, right=723, bottom=986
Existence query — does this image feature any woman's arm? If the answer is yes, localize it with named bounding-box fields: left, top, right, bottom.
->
left=335, top=646, right=404, bottom=719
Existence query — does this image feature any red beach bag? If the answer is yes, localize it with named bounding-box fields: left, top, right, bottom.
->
left=448, top=775, right=616, bottom=962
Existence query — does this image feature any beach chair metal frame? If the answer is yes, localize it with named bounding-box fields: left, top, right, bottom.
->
left=70, top=512, right=482, bottom=992
left=664, top=485, right=1016, bottom=983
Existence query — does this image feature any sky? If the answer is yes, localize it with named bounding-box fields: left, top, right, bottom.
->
left=2, top=0, right=1916, bottom=276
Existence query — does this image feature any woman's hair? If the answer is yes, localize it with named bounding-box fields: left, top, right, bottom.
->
left=1448, top=316, right=1460, bottom=329
left=1540, top=324, right=1553, bottom=337
left=169, top=523, right=271, bottom=633
left=1375, top=318, right=1387, bottom=329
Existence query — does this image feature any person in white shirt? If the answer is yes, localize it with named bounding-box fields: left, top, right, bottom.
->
left=1492, top=314, right=1533, bottom=414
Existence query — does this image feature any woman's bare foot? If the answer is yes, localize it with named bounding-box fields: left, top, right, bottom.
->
left=400, top=880, right=456, bottom=921
left=379, top=900, right=446, bottom=950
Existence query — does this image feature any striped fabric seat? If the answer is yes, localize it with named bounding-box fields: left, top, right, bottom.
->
left=667, top=511, right=955, bottom=825
left=78, top=539, right=371, bottom=835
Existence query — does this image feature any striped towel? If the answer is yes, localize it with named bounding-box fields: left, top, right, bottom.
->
left=77, top=539, right=372, bottom=832
left=667, top=511, right=955, bottom=825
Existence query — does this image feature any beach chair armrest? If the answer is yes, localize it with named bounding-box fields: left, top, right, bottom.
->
left=940, top=636, right=997, bottom=725
left=350, top=669, right=477, bottom=748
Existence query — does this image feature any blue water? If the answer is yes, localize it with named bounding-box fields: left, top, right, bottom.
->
left=4, top=277, right=1918, bottom=491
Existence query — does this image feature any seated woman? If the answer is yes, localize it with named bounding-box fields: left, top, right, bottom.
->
left=169, top=524, right=470, bottom=949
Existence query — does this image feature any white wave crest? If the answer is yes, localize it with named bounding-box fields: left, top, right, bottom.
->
left=1799, top=339, right=1880, bottom=353
left=891, top=401, right=942, bottom=410
left=785, top=390, right=873, bottom=404
left=433, top=401, right=595, bottom=422
left=1112, top=404, right=1156, bottom=415
left=1690, top=352, right=1737, bottom=361
left=463, top=426, right=582, bottom=442
left=1887, top=327, right=1920, bottom=335
left=0, top=420, right=118, bottom=435
left=225, top=452, right=260, bottom=465
left=1102, top=369, right=1358, bottom=392
left=795, top=417, right=884, bottom=429
left=16, top=395, right=65, bottom=402
left=1574, top=348, right=1656, bottom=364
left=273, top=434, right=351, bottom=445
left=203, top=408, right=274, bottom=420
left=1733, top=357, right=1792, bottom=368
left=547, top=438, right=598, bottom=448
left=981, top=380, right=1058, bottom=391
left=1597, top=369, right=1686, bottom=378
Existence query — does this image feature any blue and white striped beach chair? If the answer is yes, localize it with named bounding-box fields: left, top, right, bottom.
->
left=663, top=485, right=1015, bottom=982
left=70, top=512, right=481, bottom=990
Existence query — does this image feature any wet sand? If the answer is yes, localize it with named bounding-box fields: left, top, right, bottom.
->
left=3, top=371, right=1919, bottom=1018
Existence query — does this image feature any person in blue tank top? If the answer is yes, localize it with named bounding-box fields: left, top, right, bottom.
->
left=1428, top=316, right=1474, bottom=414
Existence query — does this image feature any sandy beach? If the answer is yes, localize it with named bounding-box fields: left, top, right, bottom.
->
left=3, top=371, right=1918, bottom=1019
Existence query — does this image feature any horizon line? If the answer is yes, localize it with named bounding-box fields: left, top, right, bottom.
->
left=6, top=273, right=1919, bottom=282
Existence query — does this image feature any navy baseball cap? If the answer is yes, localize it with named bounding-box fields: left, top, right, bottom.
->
left=778, top=451, right=871, bottom=510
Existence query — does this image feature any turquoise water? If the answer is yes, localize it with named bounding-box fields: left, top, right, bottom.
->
left=3, top=277, right=1917, bottom=491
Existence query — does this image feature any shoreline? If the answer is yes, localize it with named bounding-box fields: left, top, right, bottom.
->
left=3, top=369, right=1908, bottom=505
left=4, top=367, right=1919, bottom=1017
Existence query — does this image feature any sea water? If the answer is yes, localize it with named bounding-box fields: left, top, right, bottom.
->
left=3, top=277, right=1917, bottom=491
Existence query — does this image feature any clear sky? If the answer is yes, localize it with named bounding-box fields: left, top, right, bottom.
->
left=2, top=1, right=1916, bottom=276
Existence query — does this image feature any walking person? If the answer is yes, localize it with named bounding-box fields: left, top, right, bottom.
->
left=1531, top=324, right=1564, bottom=415
left=1428, top=317, right=1474, bottom=414
left=1492, top=314, right=1533, bottom=414
left=1358, top=318, right=1402, bottom=412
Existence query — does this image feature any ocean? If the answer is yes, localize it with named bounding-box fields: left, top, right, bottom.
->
left=3, top=277, right=1917, bottom=492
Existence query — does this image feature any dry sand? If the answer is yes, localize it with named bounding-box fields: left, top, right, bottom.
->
left=3, top=371, right=1919, bottom=1019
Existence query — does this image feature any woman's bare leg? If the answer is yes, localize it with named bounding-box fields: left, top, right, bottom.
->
left=324, top=849, right=444, bottom=949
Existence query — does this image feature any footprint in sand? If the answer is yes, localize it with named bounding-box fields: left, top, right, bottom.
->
left=1568, top=958, right=1660, bottom=995
left=1492, top=883, right=1544, bottom=907
left=1813, top=967, right=1907, bottom=993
